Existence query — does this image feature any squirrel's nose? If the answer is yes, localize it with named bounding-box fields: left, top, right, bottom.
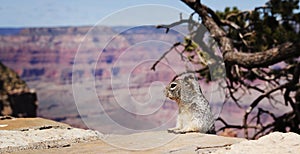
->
left=163, top=88, right=168, bottom=97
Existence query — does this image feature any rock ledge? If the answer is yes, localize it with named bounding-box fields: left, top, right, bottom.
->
left=1, top=117, right=300, bottom=154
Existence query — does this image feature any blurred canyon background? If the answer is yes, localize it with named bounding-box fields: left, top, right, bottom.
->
left=0, top=25, right=290, bottom=136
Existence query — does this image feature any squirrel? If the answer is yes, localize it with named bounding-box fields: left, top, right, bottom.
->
left=164, top=75, right=215, bottom=134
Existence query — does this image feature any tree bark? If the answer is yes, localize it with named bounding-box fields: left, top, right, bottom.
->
left=180, top=0, right=300, bottom=68
left=224, top=42, right=300, bottom=68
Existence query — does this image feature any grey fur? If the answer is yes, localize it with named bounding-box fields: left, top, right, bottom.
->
left=164, top=76, right=215, bottom=134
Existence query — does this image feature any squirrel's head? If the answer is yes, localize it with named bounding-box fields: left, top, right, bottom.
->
left=164, top=75, right=201, bottom=101
left=164, top=79, right=182, bottom=100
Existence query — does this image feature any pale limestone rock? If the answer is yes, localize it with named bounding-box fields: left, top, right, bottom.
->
left=1, top=117, right=300, bottom=154
left=214, top=132, right=300, bottom=154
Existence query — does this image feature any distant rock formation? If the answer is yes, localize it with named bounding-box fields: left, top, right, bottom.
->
left=0, top=26, right=182, bottom=129
left=0, top=62, right=38, bottom=117
left=0, top=26, right=180, bottom=83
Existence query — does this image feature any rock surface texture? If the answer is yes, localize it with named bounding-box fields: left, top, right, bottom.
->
left=0, top=117, right=300, bottom=154
left=0, top=117, right=101, bottom=153
left=214, top=131, right=300, bottom=154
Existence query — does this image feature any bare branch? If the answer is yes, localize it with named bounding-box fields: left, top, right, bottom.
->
left=157, top=19, right=197, bottom=33
left=180, top=0, right=300, bottom=68
left=150, top=42, right=181, bottom=71
left=171, top=66, right=209, bottom=81
left=220, top=19, right=241, bottom=30
left=157, top=12, right=199, bottom=33
left=195, top=144, right=232, bottom=151
left=216, top=117, right=259, bottom=132
left=225, top=42, right=300, bottom=68
left=243, top=83, right=289, bottom=137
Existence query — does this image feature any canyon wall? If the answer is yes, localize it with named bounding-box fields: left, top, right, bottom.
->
left=0, top=26, right=189, bottom=133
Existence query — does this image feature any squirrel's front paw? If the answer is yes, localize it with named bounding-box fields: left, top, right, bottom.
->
left=167, top=127, right=180, bottom=133
left=172, top=129, right=188, bottom=134
left=172, top=128, right=198, bottom=134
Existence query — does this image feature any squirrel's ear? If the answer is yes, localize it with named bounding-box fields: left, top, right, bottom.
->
left=184, top=75, right=195, bottom=81
left=183, top=76, right=189, bottom=81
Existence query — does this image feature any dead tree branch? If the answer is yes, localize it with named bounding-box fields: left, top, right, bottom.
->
left=150, top=42, right=181, bottom=71
left=180, top=0, right=300, bottom=68
left=171, top=66, right=209, bottom=81
left=216, top=117, right=259, bottom=132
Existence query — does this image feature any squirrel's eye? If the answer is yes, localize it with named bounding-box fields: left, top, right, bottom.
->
left=170, top=82, right=177, bottom=90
